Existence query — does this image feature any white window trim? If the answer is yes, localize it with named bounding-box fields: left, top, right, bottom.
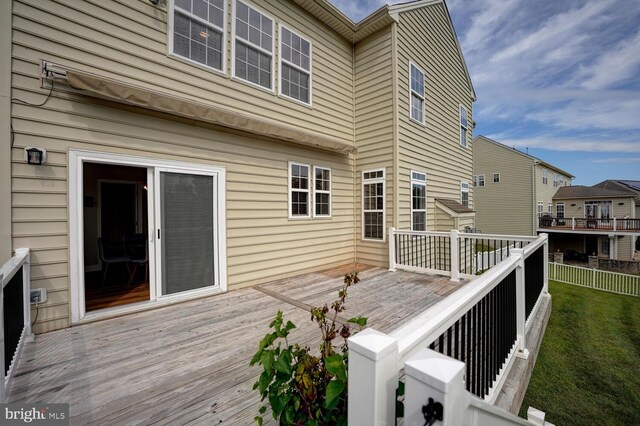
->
left=167, top=0, right=227, bottom=77
left=478, top=174, right=485, bottom=187
left=278, top=23, right=313, bottom=107
left=542, top=169, right=548, bottom=185
left=472, top=175, right=477, bottom=187
left=231, top=0, right=276, bottom=93
left=362, top=168, right=386, bottom=242
left=411, top=170, right=427, bottom=231
left=460, top=181, right=469, bottom=207
left=312, top=165, right=331, bottom=218
left=408, top=60, right=426, bottom=126
left=493, top=173, right=500, bottom=183
left=556, top=202, right=565, bottom=218
left=459, top=104, right=468, bottom=148
left=68, top=149, right=227, bottom=325
left=537, top=201, right=544, bottom=217
left=288, top=161, right=311, bottom=219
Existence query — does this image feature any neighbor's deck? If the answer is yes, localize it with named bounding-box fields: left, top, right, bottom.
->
left=9, top=265, right=468, bottom=425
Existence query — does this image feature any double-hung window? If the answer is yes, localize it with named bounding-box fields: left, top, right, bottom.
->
left=363, top=170, right=385, bottom=241
left=313, top=166, right=330, bottom=217
left=493, top=173, right=500, bottom=183
left=411, top=171, right=427, bottom=231
left=472, top=175, right=477, bottom=187
left=556, top=202, right=564, bottom=218
left=459, top=105, right=468, bottom=147
left=542, top=169, right=548, bottom=185
left=537, top=202, right=544, bottom=217
left=409, top=62, right=425, bottom=124
left=234, top=0, right=273, bottom=90
left=548, top=203, right=553, bottom=214
left=478, top=175, right=485, bottom=187
left=171, top=0, right=225, bottom=71
left=289, top=162, right=310, bottom=218
left=280, top=26, right=312, bottom=105
left=460, top=182, right=469, bottom=207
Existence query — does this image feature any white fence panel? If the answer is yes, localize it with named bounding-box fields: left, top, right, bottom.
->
left=549, top=262, right=640, bottom=297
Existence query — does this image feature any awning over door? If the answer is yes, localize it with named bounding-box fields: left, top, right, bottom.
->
left=47, top=63, right=357, bottom=155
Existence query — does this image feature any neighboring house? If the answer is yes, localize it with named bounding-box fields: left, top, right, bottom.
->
left=593, top=179, right=640, bottom=218
left=538, top=185, right=640, bottom=261
left=1, top=0, right=475, bottom=333
left=472, top=135, right=574, bottom=235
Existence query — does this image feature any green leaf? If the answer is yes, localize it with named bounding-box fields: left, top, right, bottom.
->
left=261, top=351, right=274, bottom=374
left=275, top=351, right=293, bottom=376
left=254, top=415, right=263, bottom=426
left=269, top=393, right=289, bottom=417
left=283, top=403, right=296, bottom=425
left=259, top=405, right=267, bottom=415
left=347, top=316, right=368, bottom=327
left=325, top=354, right=347, bottom=381
left=284, top=320, right=296, bottom=332
left=258, top=371, right=271, bottom=395
left=324, top=379, right=346, bottom=410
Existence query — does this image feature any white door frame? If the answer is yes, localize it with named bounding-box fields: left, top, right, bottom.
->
left=69, top=149, right=227, bottom=324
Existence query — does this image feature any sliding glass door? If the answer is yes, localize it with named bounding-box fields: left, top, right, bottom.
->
left=157, top=169, right=219, bottom=296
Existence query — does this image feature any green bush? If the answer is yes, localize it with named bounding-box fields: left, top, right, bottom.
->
left=250, top=272, right=367, bottom=426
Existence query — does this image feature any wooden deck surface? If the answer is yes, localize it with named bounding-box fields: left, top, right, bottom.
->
left=9, top=264, right=467, bottom=425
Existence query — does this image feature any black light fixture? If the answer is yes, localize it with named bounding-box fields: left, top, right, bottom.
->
left=24, top=147, right=47, bottom=165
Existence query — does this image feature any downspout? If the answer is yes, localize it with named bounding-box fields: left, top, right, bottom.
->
left=531, top=160, right=540, bottom=235
left=352, top=41, right=357, bottom=264
left=0, top=0, right=12, bottom=263
left=391, top=22, right=399, bottom=229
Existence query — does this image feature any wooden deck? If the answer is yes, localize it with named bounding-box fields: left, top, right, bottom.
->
left=9, top=265, right=467, bottom=425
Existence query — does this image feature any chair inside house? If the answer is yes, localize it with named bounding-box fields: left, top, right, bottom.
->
left=123, top=233, right=148, bottom=285
left=97, top=237, right=131, bottom=285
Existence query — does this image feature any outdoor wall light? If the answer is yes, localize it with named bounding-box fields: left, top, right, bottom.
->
left=571, top=203, right=576, bottom=207
left=24, top=147, right=47, bottom=165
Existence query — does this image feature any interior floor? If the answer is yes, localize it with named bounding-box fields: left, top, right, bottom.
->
left=85, top=268, right=150, bottom=312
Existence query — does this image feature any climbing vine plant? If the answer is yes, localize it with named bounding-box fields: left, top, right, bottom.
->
left=250, top=272, right=367, bottom=426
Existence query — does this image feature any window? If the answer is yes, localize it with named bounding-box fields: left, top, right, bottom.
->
left=548, top=202, right=553, bottom=214
left=459, top=105, right=468, bottom=147
left=537, top=201, right=544, bottom=217
left=363, top=169, right=385, bottom=241
left=233, top=0, right=273, bottom=90
left=493, top=173, right=500, bottom=183
left=411, top=171, right=427, bottom=231
left=460, top=181, right=469, bottom=207
left=542, top=169, right=548, bottom=185
left=553, top=173, right=558, bottom=187
left=409, top=62, right=425, bottom=124
left=472, top=175, right=477, bottom=187
left=478, top=175, right=485, bottom=187
left=280, top=26, right=311, bottom=105
left=585, top=200, right=612, bottom=219
left=289, top=162, right=310, bottom=218
left=171, top=0, right=225, bottom=71
left=313, top=166, right=330, bottom=217
left=556, top=202, right=564, bottom=218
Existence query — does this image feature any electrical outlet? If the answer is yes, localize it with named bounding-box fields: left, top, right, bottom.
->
left=30, top=288, right=47, bottom=304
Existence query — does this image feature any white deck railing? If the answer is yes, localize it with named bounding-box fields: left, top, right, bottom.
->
left=550, top=262, right=640, bottom=297
left=0, top=248, right=33, bottom=402
left=349, top=234, right=549, bottom=425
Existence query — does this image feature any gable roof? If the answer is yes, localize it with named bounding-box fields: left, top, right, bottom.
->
left=593, top=179, right=640, bottom=195
left=474, top=135, right=575, bottom=179
left=436, top=198, right=474, bottom=214
left=292, top=0, right=476, bottom=99
left=553, top=186, right=634, bottom=200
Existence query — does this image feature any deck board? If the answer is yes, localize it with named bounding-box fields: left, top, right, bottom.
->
left=9, top=265, right=468, bottom=425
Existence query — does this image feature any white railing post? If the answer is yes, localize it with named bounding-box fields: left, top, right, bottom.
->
left=511, top=248, right=529, bottom=359
left=388, top=227, right=397, bottom=272
left=348, top=328, right=398, bottom=426
left=404, top=349, right=468, bottom=426
left=0, top=271, right=5, bottom=402
left=572, top=217, right=575, bottom=230
left=613, top=217, right=617, bottom=231
left=541, top=233, right=549, bottom=294
left=450, top=230, right=460, bottom=282
left=15, top=248, right=32, bottom=340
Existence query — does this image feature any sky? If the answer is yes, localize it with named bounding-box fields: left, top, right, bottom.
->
left=329, top=0, right=640, bottom=185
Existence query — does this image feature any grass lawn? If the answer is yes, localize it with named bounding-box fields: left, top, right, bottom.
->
left=519, top=281, right=640, bottom=425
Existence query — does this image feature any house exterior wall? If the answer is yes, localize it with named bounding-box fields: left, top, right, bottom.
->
left=556, top=196, right=634, bottom=218
left=473, top=137, right=533, bottom=235
left=534, top=166, right=570, bottom=216
left=618, top=236, right=632, bottom=261
left=0, top=0, right=11, bottom=264
left=11, top=0, right=358, bottom=333
left=354, top=27, right=394, bottom=266
left=395, top=4, right=474, bottom=233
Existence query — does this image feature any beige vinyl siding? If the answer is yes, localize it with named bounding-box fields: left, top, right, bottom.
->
left=558, top=197, right=634, bottom=219
left=11, top=93, right=355, bottom=333
left=354, top=27, right=394, bottom=266
left=395, top=4, right=474, bottom=233
left=473, top=137, right=534, bottom=235
left=618, top=236, right=632, bottom=261
left=12, top=0, right=354, bottom=144
left=535, top=166, right=562, bottom=215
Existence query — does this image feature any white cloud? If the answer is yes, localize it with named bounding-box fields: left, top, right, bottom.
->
left=578, top=30, right=640, bottom=89
left=591, top=157, right=640, bottom=164
left=497, top=136, right=640, bottom=153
